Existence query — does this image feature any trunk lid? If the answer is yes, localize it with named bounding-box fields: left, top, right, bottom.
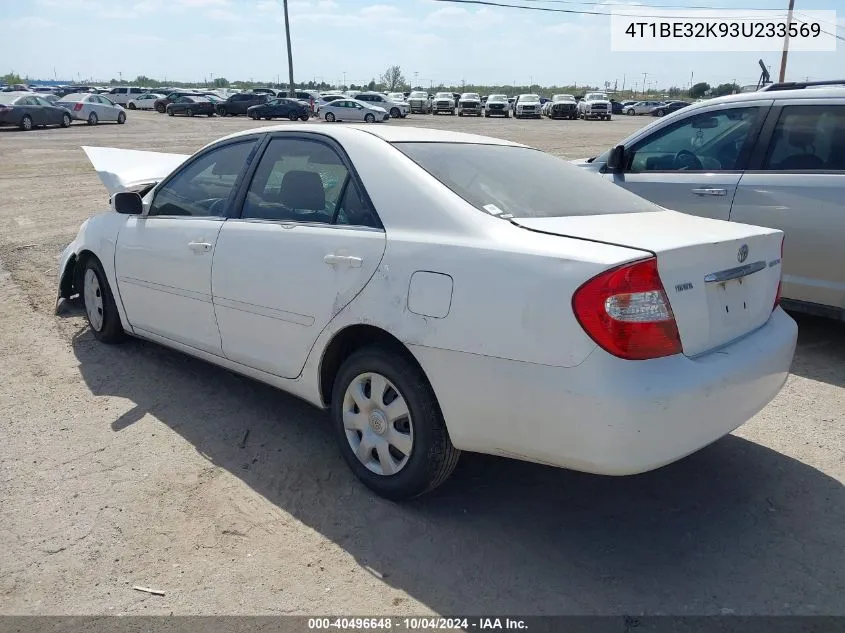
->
left=513, top=210, right=783, bottom=357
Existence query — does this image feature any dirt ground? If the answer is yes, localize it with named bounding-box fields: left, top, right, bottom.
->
left=0, top=111, right=843, bottom=616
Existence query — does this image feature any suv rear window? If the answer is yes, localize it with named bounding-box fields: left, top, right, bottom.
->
left=393, top=143, right=657, bottom=218
left=763, top=105, right=845, bottom=171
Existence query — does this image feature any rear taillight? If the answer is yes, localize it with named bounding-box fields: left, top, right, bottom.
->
left=572, top=257, right=682, bottom=361
left=773, top=235, right=784, bottom=312
left=73, top=103, right=83, bottom=111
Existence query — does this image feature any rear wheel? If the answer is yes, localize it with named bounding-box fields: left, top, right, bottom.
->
left=365, top=113, right=376, bottom=123
left=218, top=107, right=227, bottom=117
left=87, top=112, right=98, bottom=125
left=20, top=115, right=33, bottom=131
left=156, top=103, right=166, bottom=113
left=250, top=111, right=259, bottom=120
left=186, top=108, right=194, bottom=117
left=656, top=109, right=665, bottom=117
left=61, top=112, right=71, bottom=128
left=325, top=112, right=336, bottom=122
left=81, top=257, right=124, bottom=344
left=627, top=109, right=635, bottom=116
left=288, top=111, right=298, bottom=121
left=331, top=347, right=459, bottom=500
left=117, top=111, right=126, bottom=124
left=300, top=114, right=309, bottom=121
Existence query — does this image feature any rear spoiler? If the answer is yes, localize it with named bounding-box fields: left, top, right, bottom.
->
left=82, top=146, right=190, bottom=195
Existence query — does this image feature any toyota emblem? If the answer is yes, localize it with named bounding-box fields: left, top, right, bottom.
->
left=737, top=244, right=749, bottom=263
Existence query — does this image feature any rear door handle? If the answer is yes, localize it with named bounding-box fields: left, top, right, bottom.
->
left=188, top=241, right=212, bottom=253
left=691, top=187, right=727, bottom=196
left=324, top=254, right=363, bottom=268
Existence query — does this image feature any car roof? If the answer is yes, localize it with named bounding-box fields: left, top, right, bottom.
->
left=212, top=124, right=525, bottom=148
left=697, top=86, right=845, bottom=105
left=58, top=93, right=91, bottom=100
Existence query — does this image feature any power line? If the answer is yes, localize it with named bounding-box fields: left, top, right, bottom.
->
left=514, top=0, right=786, bottom=10
left=432, top=0, right=795, bottom=19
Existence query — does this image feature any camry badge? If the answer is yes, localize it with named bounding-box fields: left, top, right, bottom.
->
left=737, top=244, right=749, bottom=263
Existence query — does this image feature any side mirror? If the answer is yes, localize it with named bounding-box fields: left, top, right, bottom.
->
left=606, top=144, right=626, bottom=172
left=113, top=191, right=143, bottom=215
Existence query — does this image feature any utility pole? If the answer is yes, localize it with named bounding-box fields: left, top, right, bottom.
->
left=282, top=0, right=295, bottom=97
left=642, top=72, right=648, bottom=96
left=621, top=73, right=625, bottom=93
left=778, top=0, right=795, bottom=82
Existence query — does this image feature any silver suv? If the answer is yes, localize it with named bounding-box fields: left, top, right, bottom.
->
left=353, top=92, right=408, bottom=118
left=575, top=80, right=845, bottom=319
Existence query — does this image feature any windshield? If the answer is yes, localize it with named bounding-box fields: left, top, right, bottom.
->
left=586, top=93, right=608, bottom=101
left=488, top=94, right=507, bottom=101
left=553, top=94, right=574, bottom=102
left=461, top=93, right=480, bottom=99
left=520, top=94, right=540, bottom=101
left=393, top=143, right=657, bottom=219
left=388, top=93, right=405, bottom=100
left=410, top=92, right=427, bottom=98
left=435, top=92, right=453, bottom=98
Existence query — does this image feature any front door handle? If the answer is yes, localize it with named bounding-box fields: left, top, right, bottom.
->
left=188, top=241, right=212, bottom=253
left=324, top=254, right=363, bottom=268
left=691, top=187, right=728, bottom=196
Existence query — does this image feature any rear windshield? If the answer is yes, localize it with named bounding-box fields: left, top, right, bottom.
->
left=393, top=143, right=658, bottom=219
left=0, top=94, right=22, bottom=104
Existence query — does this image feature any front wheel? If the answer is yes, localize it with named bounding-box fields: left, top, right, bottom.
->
left=87, top=112, right=98, bottom=125
left=156, top=104, right=166, bottom=113
left=300, top=114, right=309, bottom=121
left=186, top=108, right=194, bottom=117
left=128, top=103, right=136, bottom=110
left=117, top=111, right=126, bottom=124
left=20, top=114, right=33, bottom=131
left=656, top=109, right=665, bottom=117
left=61, top=112, right=71, bottom=128
left=364, top=113, right=375, bottom=123
left=627, top=109, right=635, bottom=116
left=390, top=107, right=400, bottom=118
left=325, top=112, right=336, bottom=122
left=331, top=347, right=460, bottom=500
left=288, top=111, right=298, bottom=121
left=81, top=257, right=124, bottom=344
left=251, top=111, right=259, bottom=120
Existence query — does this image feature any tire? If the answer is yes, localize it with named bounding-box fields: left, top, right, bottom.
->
left=186, top=108, right=194, bottom=117
left=627, top=109, right=635, bottom=116
left=606, top=115, right=612, bottom=121
left=390, top=107, right=400, bottom=118
left=168, top=110, right=174, bottom=116
left=251, top=111, right=259, bottom=120
left=656, top=109, right=665, bottom=117
left=218, top=107, right=227, bottom=117
left=331, top=347, right=460, bottom=500
left=117, top=111, right=126, bottom=124
left=365, top=113, right=375, bottom=123
left=20, top=114, right=33, bottom=131
left=458, top=111, right=463, bottom=117
left=61, top=112, right=71, bottom=128
left=156, top=104, right=166, bottom=113
left=400, top=113, right=407, bottom=118
left=288, top=111, right=298, bottom=121
left=81, top=257, right=124, bottom=344
left=325, top=112, right=336, bottom=122
left=87, top=112, right=98, bottom=125
left=207, top=113, right=215, bottom=117
left=128, top=103, right=136, bottom=110
left=300, top=114, right=309, bottom=121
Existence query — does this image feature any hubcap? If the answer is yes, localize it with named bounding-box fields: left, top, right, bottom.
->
left=23, top=117, right=31, bottom=129
left=342, top=372, right=413, bottom=476
left=83, top=269, right=105, bottom=332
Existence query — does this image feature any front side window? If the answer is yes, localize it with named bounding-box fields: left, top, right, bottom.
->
left=763, top=105, right=845, bottom=171
left=394, top=142, right=658, bottom=219
left=627, top=107, right=762, bottom=172
left=149, top=140, right=256, bottom=217
left=241, top=138, right=355, bottom=224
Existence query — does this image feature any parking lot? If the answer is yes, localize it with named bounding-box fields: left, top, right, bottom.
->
left=0, top=111, right=843, bottom=616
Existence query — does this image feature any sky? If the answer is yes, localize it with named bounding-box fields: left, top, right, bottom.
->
left=3, top=0, right=843, bottom=89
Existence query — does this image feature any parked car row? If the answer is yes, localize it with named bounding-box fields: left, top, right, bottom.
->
left=0, top=91, right=127, bottom=130
left=621, top=99, right=691, bottom=117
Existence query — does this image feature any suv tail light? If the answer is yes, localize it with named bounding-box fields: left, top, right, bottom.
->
left=773, top=235, right=784, bottom=312
left=572, top=257, right=682, bottom=361
left=73, top=103, right=83, bottom=111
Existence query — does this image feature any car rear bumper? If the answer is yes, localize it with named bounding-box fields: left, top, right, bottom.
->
left=411, top=307, right=797, bottom=475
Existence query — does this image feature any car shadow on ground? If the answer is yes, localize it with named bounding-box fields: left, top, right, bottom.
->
left=66, top=305, right=845, bottom=615
left=786, top=311, right=845, bottom=387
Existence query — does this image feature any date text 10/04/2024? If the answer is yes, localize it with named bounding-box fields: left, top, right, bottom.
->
left=307, top=617, right=529, bottom=630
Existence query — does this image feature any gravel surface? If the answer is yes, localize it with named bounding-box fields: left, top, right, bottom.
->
left=0, top=112, right=843, bottom=616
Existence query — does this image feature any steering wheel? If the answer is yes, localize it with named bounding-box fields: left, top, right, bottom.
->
left=673, top=149, right=703, bottom=171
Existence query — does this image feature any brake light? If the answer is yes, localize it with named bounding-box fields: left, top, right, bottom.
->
left=572, top=257, right=682, bottom=361
left=73, top=103, right=83, bottom=111
left=773, top=235, right=784, bottom=312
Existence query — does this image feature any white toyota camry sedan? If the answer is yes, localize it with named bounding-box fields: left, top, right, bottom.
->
left=58, top=126, right=797, bottom=500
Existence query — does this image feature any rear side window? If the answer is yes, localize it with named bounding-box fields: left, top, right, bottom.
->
left=393, top=142, right=658, bottom=219
left=763, top=105, right=845, bottom=171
